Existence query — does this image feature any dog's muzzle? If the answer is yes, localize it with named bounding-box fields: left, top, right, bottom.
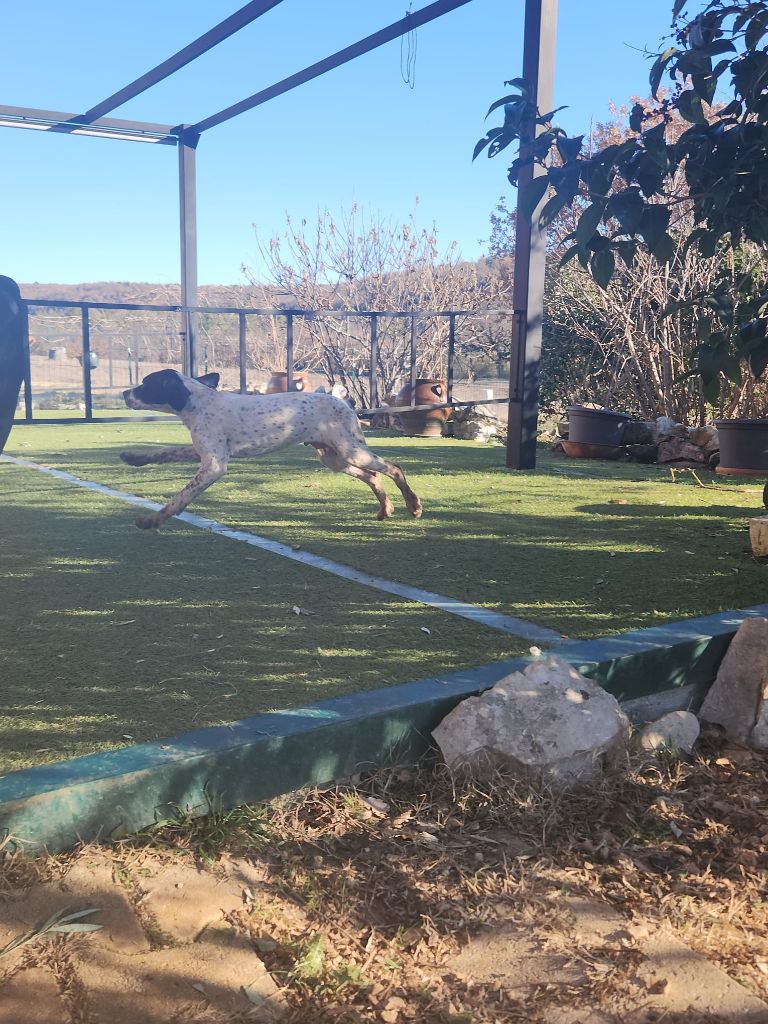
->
left=123, top=388, right=138, bottom=409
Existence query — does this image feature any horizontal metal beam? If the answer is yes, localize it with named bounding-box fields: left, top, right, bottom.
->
left=357, top=397, right=510, bottom=416
left=191, top=0, right=474, bottom=134
left=78, top=0, right=286, bottom=123
left=26, top=298, right=514, bottom=317
left=0, top=105, right=176, bottom=144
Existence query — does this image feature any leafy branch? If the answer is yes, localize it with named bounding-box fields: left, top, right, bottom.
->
left=476, top=0, right=768, bottom=400
left=0, top=907, right=102, bottom=958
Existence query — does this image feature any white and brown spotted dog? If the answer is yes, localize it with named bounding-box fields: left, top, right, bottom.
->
left=121, top=369, right=422, bottom=530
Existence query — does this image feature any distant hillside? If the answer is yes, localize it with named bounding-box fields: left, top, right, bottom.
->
left=19, top=282, right=287, bottom=307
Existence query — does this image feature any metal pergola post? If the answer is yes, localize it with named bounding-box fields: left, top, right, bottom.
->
left=285, top=313, right=295, bottom=390
left=369, top=315, right=379, bottom=409
left=238, top=312, right=247, bottom=393
left=81, top=307, right=93, bottom=421
left=409, top=315, right=418, bottom=406
left=506, top=0, right=558, bottom=471
left=178, top=127, right=199, bottom=377
left=446, top=313, right=456, bottom=403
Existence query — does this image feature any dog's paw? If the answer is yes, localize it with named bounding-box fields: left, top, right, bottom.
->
left=120, top=451, right=148, bottom=467
left=135, top=513, right=162, bottom=530
left=409, top=499, right=423, bottom=519
left=377, top=500, right=395, bottom=520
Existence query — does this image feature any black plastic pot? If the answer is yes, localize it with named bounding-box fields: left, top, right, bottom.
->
left=566, top=406, right=631, bottom=447
left=714, top=419, right=768, bottom=475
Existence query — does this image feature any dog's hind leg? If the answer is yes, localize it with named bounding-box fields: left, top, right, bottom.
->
left=120, top=446, right=200, bottom=467
left=135, top=453, right=228, bottom=529
left=344, top=465, right=395, bottom=520
left=313, top=446, right=395, bottom=519
left=341, top=446, right=422, bottom=519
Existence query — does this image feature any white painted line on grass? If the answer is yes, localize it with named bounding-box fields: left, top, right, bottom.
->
left=2, top=454, right=563, bottom=644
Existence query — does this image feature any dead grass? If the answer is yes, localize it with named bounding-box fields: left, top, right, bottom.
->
left=124, top=730, right=768, bottom=1021
left=0, top=838, right=53, bottom=896
left=3, top=730, right=767, bottom=1022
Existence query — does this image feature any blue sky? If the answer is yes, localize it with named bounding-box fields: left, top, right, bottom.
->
left=1, top=0, right=677, bottom=285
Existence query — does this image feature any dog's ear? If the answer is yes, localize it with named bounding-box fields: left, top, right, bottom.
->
left=195, top=372, right=220, bottom=390
left=138, top=369, right=191, bottom=412
left=164, top=374, right=192, bottom=410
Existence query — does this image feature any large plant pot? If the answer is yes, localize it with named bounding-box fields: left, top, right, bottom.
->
left=561, top=440, right=624, bottom=461
left=566, top=406, right=631, bottom=448
left=395, top=378, right=450, bottom=437
left=266, top=370, right=310, bottom=394
left=714, top=419, right=768, bottom=475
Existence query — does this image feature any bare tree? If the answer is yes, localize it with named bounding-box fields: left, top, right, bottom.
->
left=548, top=226, right=768, bottom=422
left=244, top=204, right=510, bottom=406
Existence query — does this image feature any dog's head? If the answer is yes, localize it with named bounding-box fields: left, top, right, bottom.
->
left=123, top=370, right=220, bottom=413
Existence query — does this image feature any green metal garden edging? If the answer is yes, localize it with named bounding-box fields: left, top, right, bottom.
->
left=2, top=602, right=767, bottom=854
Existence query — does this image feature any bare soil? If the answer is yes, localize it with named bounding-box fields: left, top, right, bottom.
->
left=1, top=726, right=768, bottom=1023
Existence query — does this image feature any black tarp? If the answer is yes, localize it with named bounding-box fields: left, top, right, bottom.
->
left=0, top=276, right=26, bottom=454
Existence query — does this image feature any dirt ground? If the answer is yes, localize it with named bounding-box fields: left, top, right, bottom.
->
left=1, top=726, right=768, bottom=1024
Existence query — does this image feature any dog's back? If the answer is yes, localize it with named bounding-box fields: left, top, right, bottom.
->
left=182, top=387, right=366, bottom=456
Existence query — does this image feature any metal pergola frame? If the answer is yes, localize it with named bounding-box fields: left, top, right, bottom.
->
left=2, top=0, right=556, bottom=468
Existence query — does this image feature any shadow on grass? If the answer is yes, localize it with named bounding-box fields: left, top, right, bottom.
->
left=0, top=475, right=531, bottom=774
left=4, top=441, right=767, bottom=646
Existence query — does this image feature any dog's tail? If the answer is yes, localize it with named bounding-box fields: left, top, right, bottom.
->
left=120, top=446, right=200, bottom=467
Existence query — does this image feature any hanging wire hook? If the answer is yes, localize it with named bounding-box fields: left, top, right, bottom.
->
left=400, top=5, right=417, bottom=90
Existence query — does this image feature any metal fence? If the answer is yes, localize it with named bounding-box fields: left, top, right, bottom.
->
left=15, top=299, right=515, bottom=423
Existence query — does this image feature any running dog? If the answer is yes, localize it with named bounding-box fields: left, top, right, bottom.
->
left=120, top=369, right=422, bottom=530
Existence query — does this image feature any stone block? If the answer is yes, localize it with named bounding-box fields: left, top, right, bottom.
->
left=699, top=617, right=768, bottom=748
left=749, top=516, right=768, bottom=558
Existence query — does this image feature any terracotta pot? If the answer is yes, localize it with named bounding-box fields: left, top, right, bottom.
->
left=266, top=370, right=310, bottom=394
left=561, top=440, right=624, bottom=461
left=394, top=378, right=450, bottom=437
left=566, top=405, right=631, bottom=448
left=714, top=419, right=768, bottom=475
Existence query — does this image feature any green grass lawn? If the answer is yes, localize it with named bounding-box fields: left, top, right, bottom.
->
left=2, top=420, right=767, bottom=773
left=0, top=460, right=527, bottom=775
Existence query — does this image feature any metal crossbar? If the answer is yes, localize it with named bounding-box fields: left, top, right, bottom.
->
left=26, top=299, right=515, bottom=317
left=0, top=105, right=176, bottom=143
left=79, top=1, right=286, bottom=125
left=357, top=397, right=508, bottom=417
left=191, top=0, right=473, bottom=134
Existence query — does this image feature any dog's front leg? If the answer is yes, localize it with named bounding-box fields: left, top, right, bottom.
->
left=135, top=454, right=229, bottom=530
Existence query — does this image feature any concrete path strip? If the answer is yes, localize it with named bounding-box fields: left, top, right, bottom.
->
left=1, top=454, right=563, bottom=644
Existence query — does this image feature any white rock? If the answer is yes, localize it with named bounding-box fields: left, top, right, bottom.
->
left=656, top=415, right=679, bottom=437
left=451, top=406, right=500, bottom=443
left=452, top=418, right=498, bottom=442
left=636, top=711, right=700, bottom=756
left=432, top=655, right=631, bottom=785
